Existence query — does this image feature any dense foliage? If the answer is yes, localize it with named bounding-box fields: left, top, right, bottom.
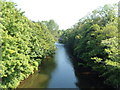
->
left=61, top=4, right=120, bottom=88
left=0, top=0, right=55, bottom=88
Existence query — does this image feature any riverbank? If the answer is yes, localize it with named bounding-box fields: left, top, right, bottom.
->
left=64, top=45, right=118, bottom=90
left=17, top=43, right=116, bottom=89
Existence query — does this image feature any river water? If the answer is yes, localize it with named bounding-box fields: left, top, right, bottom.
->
left=18, top=43, right=111, bottom=89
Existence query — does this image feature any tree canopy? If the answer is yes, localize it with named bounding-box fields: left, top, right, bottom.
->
left=61, top=4, right=119, bottom=88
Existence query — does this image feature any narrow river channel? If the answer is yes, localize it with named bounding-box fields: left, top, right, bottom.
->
left=18, top=43, right=112, bottom=89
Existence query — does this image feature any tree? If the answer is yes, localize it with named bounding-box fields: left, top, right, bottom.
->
left=41, top=19, right=59, bottom=31
left=61, top=4, right=119, bottom=88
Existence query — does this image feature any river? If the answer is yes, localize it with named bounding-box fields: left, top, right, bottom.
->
left=18, top=43, right=112, bottom=89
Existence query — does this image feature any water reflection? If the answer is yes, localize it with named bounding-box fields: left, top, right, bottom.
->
left=18, top=43, right=78, bottom=88
left=67, top=47, right=114, bottom=90
left=18, top=57, right=56, bottom=88
left=48, top=43, right=77, bottom=88
left=18, top=43, right=111, bottom=89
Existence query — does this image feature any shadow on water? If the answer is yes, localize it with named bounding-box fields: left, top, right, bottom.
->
left=18, top=57, right=57, bottom=88
left=65, top=44, right=115, bottom=90
left=18, top=43, right=115, bottom=89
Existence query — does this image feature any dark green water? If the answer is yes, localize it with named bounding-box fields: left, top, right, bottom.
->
left=18, top=43, right=111, bottom=89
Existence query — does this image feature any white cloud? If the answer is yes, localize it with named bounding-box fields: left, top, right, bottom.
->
left=12, top=0, right=119, bottom=29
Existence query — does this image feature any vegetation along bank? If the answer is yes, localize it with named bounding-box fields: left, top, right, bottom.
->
left=60, top=4, right=120, bottom=88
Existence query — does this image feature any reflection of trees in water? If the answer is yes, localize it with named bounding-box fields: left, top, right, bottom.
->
left=38, top=56, right=57, bottom=87
left=66, top=49, right=113, bottom=90
left=18, top=56, right=57, bottom=88
left=39, top=56, right=57, bottom=75
left=18, top=47, right=114, bottom=89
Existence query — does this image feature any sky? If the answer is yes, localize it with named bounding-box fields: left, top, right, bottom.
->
left=11, top=0, right=119, bottom=30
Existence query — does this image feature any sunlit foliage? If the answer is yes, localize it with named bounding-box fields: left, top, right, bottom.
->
left=0, top=1, right=55, bottom=88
